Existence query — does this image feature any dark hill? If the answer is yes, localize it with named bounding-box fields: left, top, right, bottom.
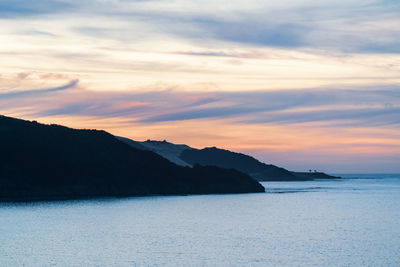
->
left=180, top=147, right=304, bottom=181
left=0, top=115, right=264, bottom=202
left=291, top=172, right=340, bottom=179
left=118, top=139, right=339, bottom=181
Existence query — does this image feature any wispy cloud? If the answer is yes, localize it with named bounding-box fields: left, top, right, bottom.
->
left=138, top=87, right=400, bottom=127
left=2, top=0, right=400, bottom=53
left=0, top=79, right=79, bottom=98
left=0, top=0, right=73, bottom=17
left=244, top=106, right=400, bottom=127
left=2, top=80, right=399, bottom=129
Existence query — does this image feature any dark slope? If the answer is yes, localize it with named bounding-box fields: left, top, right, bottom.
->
left=116, top=136, right=148, bottom=150
left=0, top=115, right=264, bottom=201
left=180, top=147, right=304, bottom=181
left=117, top=138, right=194, bottom=167
left=118, top=138, right=340, bottom=181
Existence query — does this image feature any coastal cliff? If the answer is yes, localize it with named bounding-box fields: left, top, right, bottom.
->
left=0, top=115, right=265, bottom=202
left=119, top=139, right=339, bottom=181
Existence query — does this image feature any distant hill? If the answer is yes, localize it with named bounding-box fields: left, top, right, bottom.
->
left=180, top=147, right=300, bottom=181
left=291, top=172, right=340, bottom=179
left=119, top=139, right=339, bottom=181
left=0, top=115, right=264, bottom=202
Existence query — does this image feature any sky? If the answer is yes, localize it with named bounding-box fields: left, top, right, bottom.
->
left=1, top=0, right=399, bottom=173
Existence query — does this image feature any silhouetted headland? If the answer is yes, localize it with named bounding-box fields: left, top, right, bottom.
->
left=118, top=139, right=340, bottom=181
left=290, top=172, right=340, bottom=179
left=0, top=115, right=265, bottom=202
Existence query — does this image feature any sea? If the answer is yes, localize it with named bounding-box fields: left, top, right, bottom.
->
left=1, top=174, right=399, bottom=266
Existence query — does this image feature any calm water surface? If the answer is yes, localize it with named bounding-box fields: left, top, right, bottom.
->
left=1, top=174, right=400, bottom=266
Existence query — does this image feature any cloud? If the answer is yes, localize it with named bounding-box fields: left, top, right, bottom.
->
left=359, top=40, right=400, bottom=54
left=244, top=106, right=400, bottom=127
left=0, top=0, right=73, bottom=17
left=21, top=30, right=58, bottom=37
left=141, top=106, right=262, bottom=123
left=190, top=19, right=309, bottom=48
left=0, top=79, right=79, bottom=98
left=4, top=0, right=398, bottom=54
left=137, top=87, right=400, bottom=127
left=2, top=80, right=399, bottom=130
left=183, top=3, right=400, bottom=53
left=70, top=1, right=400, bottom=54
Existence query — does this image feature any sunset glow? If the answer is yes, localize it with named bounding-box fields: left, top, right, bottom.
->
left=1, top=0, right=399, bottom=172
